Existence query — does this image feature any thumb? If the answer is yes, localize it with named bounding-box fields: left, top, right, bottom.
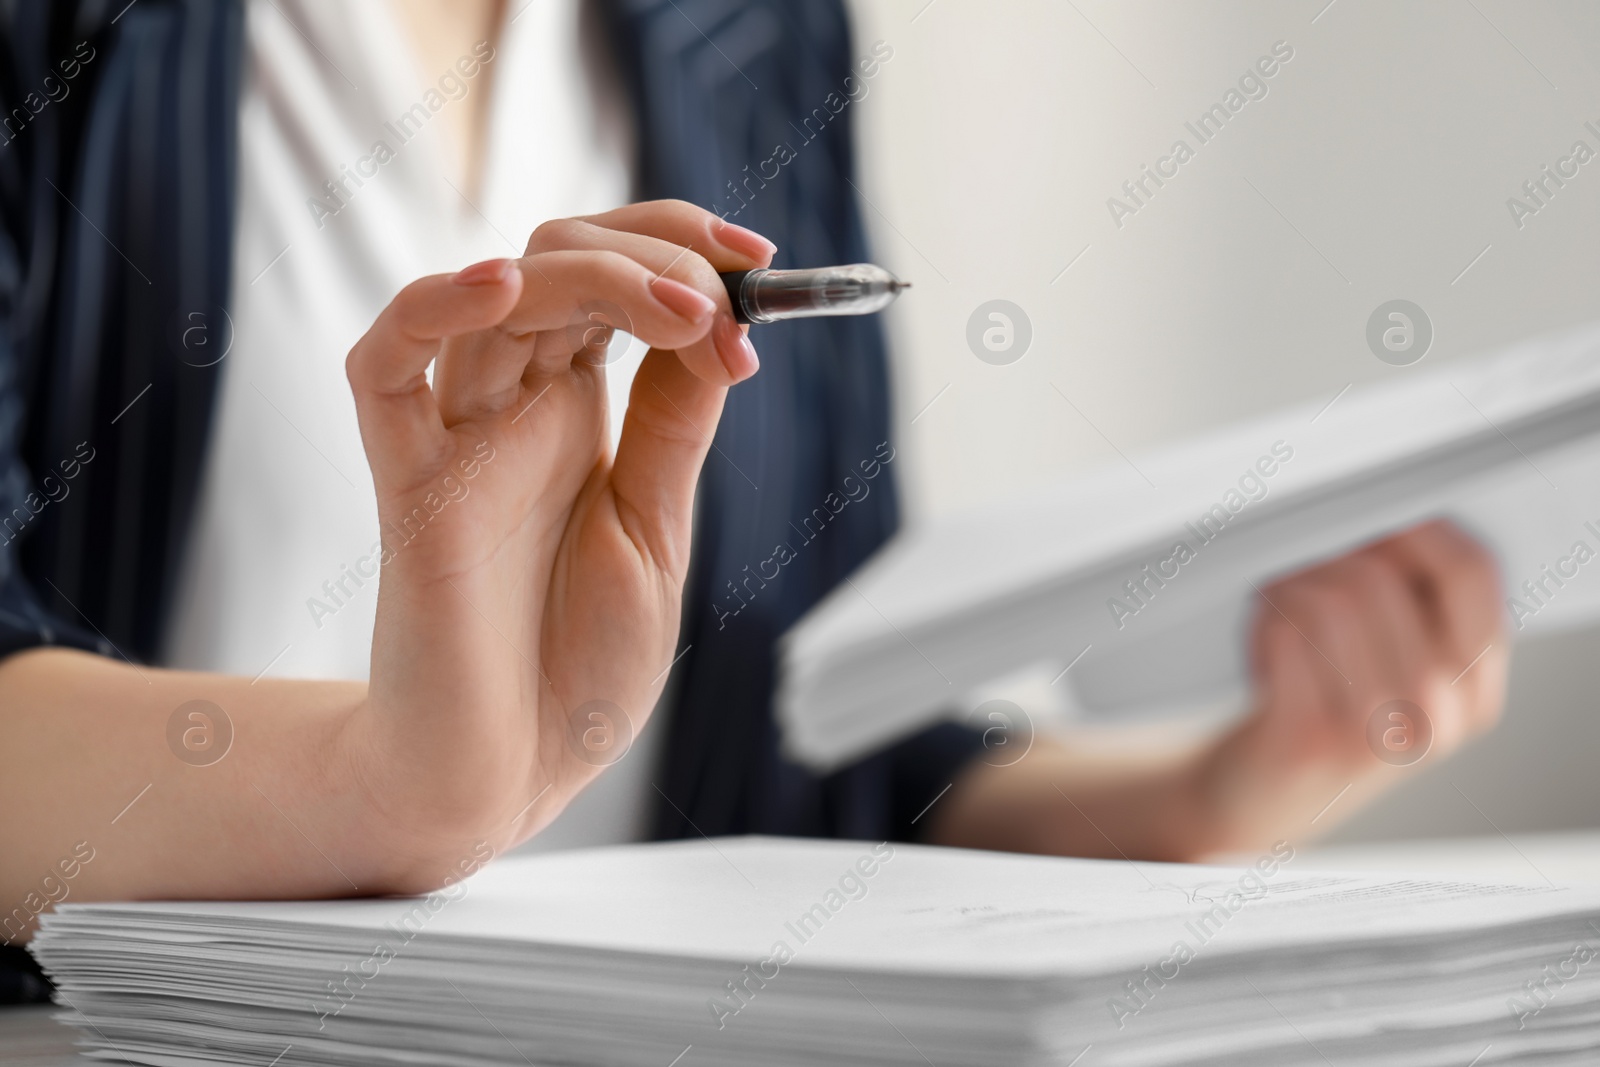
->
left=609, top=328, right=752, bottom=577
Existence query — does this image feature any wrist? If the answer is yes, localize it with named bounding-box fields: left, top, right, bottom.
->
left=335, top=693, right=546, bottom=894
left=332, top=696, right=468, bottom=893
left=1182, top=715, right=1315, bottom=860
left=1167, top=741, right=1244, bottom=861
left=937, top=742, right=1226, bottom=864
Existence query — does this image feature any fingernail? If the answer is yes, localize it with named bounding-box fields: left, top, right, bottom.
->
left=453, top=258, right=514, bottom=285
left=713, top=218, right=778, bottom=262
left=713, top=314, right=760, bottom=380
left=650, top=276, right=717, bottom=322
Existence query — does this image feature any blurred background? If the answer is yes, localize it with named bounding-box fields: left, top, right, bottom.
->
left=845, top=0, right=1600, bottom=843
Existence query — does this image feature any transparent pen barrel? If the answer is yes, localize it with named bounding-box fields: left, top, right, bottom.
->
left=740, top=265, right=903, bottom=324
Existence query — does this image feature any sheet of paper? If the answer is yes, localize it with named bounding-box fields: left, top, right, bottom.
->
left=48, top=837, right=1599, bottom=975
left=778, top=320, right=1600, bottom=768
left=36, top=839, right=1600, bottom=1067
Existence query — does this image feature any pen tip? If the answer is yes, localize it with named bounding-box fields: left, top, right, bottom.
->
left=891, top=280, right=912, bottom=291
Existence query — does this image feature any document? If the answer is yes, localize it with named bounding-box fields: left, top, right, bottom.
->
left=32, top=838, right=1600, bottom=1065
left=778, top=320, right=1600, bottom=769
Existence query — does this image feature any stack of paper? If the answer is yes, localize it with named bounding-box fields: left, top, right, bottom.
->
left=30, top=838, right=1600, bottom=1065
left=779, top=321, right=1600, bottom=769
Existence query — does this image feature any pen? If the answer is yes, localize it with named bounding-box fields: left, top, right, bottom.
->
left=719, top=264, right=910, bottom=325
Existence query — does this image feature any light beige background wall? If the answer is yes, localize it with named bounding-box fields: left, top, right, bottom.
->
left=845, top=0, right=1600, bottom=844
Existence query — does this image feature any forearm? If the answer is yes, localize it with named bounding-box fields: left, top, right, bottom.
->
left=0, top=648, right=411, bottom=942
left=928, top=735, right=1225, bottom=863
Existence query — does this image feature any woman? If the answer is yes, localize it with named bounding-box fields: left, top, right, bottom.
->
left=0, top=0, right=1505, bottom=982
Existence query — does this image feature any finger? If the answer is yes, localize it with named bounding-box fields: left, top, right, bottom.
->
left=347, top=260, right=523, bottom=486
left=500, top=250, right=725, bottom=351
left=433, top=250, right=721, bottom=425
left=523, top=219, right=760, bottom=386
left=1312, top=549, right=1432, bottom=700
left=1331, top=534, right=1506, bottom=755
left=1374, top=520, right=1505, bottom=663
left=1253, top=578, right=1353, bottom=728
left=569, top=200, right=778, bottom=271
left=1400, top=533, right=1512, bottom=737
left=1456, top=642, right=1511, bottom=732
left=1267, top=564, right=1419, bottom=724
left=1251, top=607, right=1326, bottom=740
left=609, top=344, right=735, bottom=579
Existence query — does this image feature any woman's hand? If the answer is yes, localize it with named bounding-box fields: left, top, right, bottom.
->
left=0, top=202, right=776, bottom=928
left=341, top=201, right=774, bottom=885
left=931, top=521, right=1509, bottom=863
left=1188, top=520, right=1508, bottom=853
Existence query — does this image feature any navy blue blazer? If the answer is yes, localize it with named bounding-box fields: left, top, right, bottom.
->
left=0, top=0, right=982, bottom=999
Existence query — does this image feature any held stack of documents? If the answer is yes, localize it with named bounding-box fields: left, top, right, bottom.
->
left=779, top=321, right=1600, bottom=770
left=30, top=838, right=1600, bottom=1066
